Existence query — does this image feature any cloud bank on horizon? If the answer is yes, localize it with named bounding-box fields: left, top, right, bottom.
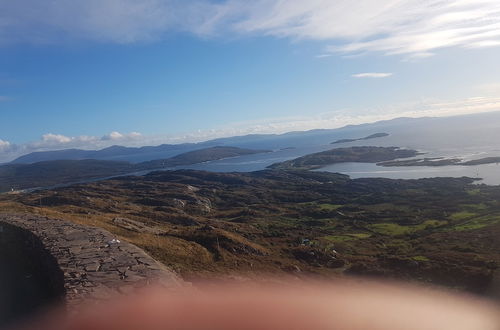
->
left=0, top=132, right=143, bottom=163
left=1, top=0, right=500, bottom=56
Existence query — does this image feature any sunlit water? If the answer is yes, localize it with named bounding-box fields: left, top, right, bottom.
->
left=314, top=162, right=500, bottom=185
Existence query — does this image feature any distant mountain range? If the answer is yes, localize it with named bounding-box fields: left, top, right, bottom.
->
left=0, top=146, right=268, bottom=192
left=11, top=143, right=200, bottom=164
left=9, top=111, right=500, bottom=166
left=11, top=117, right=423, bottom=164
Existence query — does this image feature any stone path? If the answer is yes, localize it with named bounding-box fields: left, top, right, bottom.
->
left=0, top=214, right=183, bottom=309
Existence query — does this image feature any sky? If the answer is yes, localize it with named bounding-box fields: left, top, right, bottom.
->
left=2, top=0, right=500, bottom=161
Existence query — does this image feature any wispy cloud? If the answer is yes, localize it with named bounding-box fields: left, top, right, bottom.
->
left=352, top=73, right=393, bottom=78
left=37, top=131, right=143, bottom=147
left=0, top=96, right=10, bottom=102
left=227, top=0, right=500, bottom=56
left=1, top=1, right=500, bottom=57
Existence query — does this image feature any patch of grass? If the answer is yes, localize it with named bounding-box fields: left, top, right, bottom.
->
left=368, top=223, right=413, bottom=236
left=448, top=211, right=477, bottom=221
left=364, top=203, right=411, bottom=213
left=462, top=203, right=488, bottom=211
left=317, top=204, right=343, bottom=211
left=318, top=219, right=339, bottom=229
left=454, top=222, right=488, bottom=231
left=347, top=233, right=372, bottom=239
left=322, top=231, right=372, bottom=243
left=368, top=220, right=447, bottom=236
left=418, top=220, right=448, bottom=229
left=271, top=216, right=302, bottom=228
left=467, top=189, right=481, bottom=196
left=411, top=256, right=430, bottom=262
left=385, top=239, right=412, bottom=254
left=453, top=215, right=500, bottom=231
left=323, top=235, right=355, bottom=242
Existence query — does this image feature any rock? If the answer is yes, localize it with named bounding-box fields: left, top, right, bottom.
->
left=172, top=199, right=186, bottom=208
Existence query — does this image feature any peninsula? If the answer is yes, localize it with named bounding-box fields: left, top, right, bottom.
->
left=268, top=146, right=419, bottom=170
left=331, top=132, right=389, bottom=144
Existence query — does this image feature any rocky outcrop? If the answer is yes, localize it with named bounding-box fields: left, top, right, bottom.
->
left=0, top=214, right=183, bottom=310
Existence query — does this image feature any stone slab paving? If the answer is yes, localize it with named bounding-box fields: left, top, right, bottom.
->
left=0, top=213, right=183, bottom=308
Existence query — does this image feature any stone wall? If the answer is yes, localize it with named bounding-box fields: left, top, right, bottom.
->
left=0, top=214, right=183, bottom=309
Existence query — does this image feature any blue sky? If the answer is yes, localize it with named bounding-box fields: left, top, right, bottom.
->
left=1, top=0, right=500, bottom=161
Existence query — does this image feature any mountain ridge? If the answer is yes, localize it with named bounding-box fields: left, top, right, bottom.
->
left=11, top=116, right=425, bottom=164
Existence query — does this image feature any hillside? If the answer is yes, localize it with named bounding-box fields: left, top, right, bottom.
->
left=2, top=169, right=498, bottom=295
left=0, top=160, right=134, bottom=192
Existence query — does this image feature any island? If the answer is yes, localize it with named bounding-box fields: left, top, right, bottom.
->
left=268, top=146, right=420, bottom=170
left=378, top=156, right=500, bottom=167
left=138, top=146, right=270, bottom=169
left=461, top=157, right=500, bottom=166
left=378, top=157, right=462, bottom=167
left=331, top=132, right=389, bottom=144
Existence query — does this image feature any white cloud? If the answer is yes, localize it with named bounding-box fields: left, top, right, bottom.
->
left=352, top=73, right=393, bottom=79
left=100, top=131, right=143, bottom=142
left=0, top=130, right=147, bottom=162
left=22, top=131, right=143, bottom=154
left=0, top=139, right=11, bottom=152
left=2, top=1, right=500, bottom=56
left=42, top=133, right=72, bottom=144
